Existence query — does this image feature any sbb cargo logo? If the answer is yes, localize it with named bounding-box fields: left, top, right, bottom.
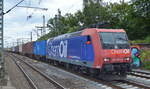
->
left=47, top=40, right=68, bottom=58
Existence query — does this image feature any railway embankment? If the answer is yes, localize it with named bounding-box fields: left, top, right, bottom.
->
left=140, top=49, right=150, bottom=70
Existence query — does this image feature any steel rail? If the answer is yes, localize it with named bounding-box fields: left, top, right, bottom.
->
left=132, top=70, right=150, bottom=75
left=116, top=80, right=150, bottom=89
left=11, top=53, right=66, bottom=89
left=130, top=72, right=150, bottom=79
left=10, top=54, right=38, bottom=89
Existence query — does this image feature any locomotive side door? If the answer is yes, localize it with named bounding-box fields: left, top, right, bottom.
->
left=81, top=36, right=87, bottom=64
left=81, top=36, right=93, bottom=65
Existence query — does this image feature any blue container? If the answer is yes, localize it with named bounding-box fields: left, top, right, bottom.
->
left=34, top=40, right=46, bottom=56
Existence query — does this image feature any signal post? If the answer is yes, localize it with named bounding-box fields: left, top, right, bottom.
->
left=0, top=0, right=4, bottom=82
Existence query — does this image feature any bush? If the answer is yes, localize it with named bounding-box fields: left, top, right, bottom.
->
left=131, top=36, right=150, bottom=43
left=142, top=61, right=150, bottom=69
left=140, top=50, right=150, bottom=69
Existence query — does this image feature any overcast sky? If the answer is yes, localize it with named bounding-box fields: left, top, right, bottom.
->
left=4, top=0, right=130, bottom=47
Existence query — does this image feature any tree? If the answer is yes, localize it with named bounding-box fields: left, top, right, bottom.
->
left=129, top=0, right=150, bottom=40
left=107, top=0, right=150, bottom=40
left=82, top=0, right=110, bottom=26
left=132, top=0, right=150, bottom=17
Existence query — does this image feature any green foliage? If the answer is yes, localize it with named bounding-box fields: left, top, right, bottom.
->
left=142, top=61, right=150, bottom=69
left=37, top=33, right=51, bottom=41
left=107, top=2, right=131, bottom=28
left=127, top=0, right=150, bottom=40
left=67, top=26, right=80, bottom=33
left=141, top=50, right=150, bottom=61
left=106, top=0, right=150, bottom=40
left=82, top=1, right=110, bottom=26
left=132, top=0, right=150, bottom=17
left=131, top=36, right=150, bottom=43
left=140, top=50, right=150, bottom=69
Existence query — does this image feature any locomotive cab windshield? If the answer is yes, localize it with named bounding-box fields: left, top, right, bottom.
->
left=99, top=32, right=130, bottom=49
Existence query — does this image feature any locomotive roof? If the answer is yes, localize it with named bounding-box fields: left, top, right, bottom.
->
left=48, top=30, right=83, bottom=41
left=47, top=28, right=125, bottom=41
left=95, top=28, right=125, bottom=32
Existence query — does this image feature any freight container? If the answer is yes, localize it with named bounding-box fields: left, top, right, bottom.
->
left=19, top=44, right=22, bottom=53
left=12, top=47, right=15, bottom=52
left=34, top=40, right=46, bottom=56
left=22, top=42, right=34, bottom=57
left=15, top=46, right=19, bottom=53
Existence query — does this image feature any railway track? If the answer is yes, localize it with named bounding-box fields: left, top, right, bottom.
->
left=111, top=80, right=150, bottom=89
left=132, top=70, right=150, bottom=75
left=90, top=78, right=150, bottom=89
left=130, top=71, right=150, bottom=79
left=10, top=53, right=150, bottom=89
left=9, top=53, right=66, bottom=89
left=110, top=71, right=150, bottom=89
left=126, top=70, right=150, bottom=88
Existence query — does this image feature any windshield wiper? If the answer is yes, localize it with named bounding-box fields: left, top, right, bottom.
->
left=116, top=37, right=127, bottom=41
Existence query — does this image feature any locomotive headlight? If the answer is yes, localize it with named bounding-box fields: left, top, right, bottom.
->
left=104, top=58, right=111, bottom=62
left=124, top=57, right=130, bottom=61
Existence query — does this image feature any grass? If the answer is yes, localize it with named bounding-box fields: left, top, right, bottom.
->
left=140, top=50, right=150, bottom=70
left=141, top=61, right=150, bottom=69
left=131, top=36, right=150, bottom=43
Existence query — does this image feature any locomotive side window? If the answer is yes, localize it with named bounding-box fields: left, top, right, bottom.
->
left=86, top=35, right=91, bottom=44
left=87, top=35, right=91, bottom=41
left=99, top=32, right=130, bottom=49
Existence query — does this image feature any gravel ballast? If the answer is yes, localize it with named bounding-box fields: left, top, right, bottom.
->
left=5, top=54, right=32, bottom=89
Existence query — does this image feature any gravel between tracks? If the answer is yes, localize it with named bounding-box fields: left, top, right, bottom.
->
left=127, top=75, right=150, bottom=86
left=14, top=53, right=113, bottom=89
left=5, top=54, right=32, bottom=89
left=18, top=59, right=58, bottom=89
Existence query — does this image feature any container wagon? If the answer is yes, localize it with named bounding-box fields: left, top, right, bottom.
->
left=33, top=40, right=46, bottom=60
left=22, top=42, right=34, bottom=57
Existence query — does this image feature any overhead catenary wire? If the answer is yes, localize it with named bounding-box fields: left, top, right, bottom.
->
left=17, top=6, right=48, bottom=11
left=4, top=0, right=25, bottom=15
